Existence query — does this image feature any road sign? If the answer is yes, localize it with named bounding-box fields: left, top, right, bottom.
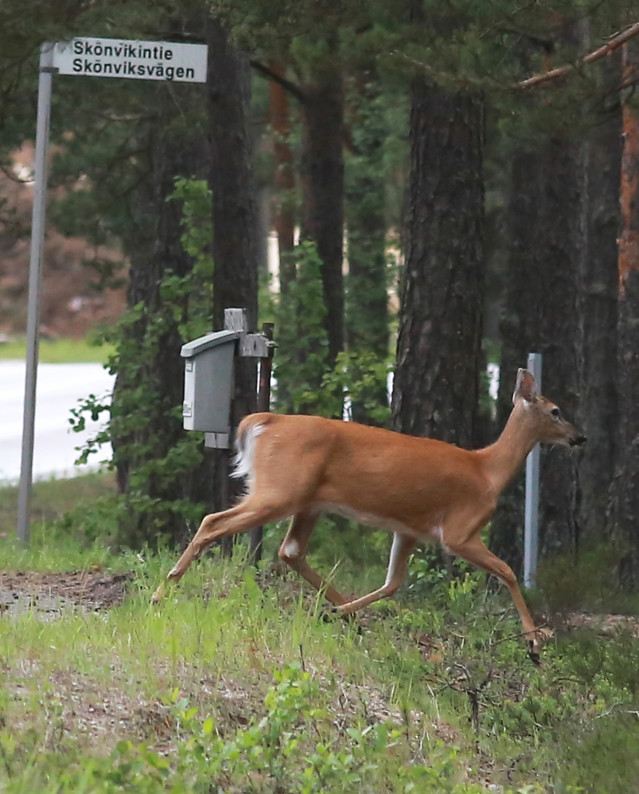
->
left=52, top=36, right=208, bottom=83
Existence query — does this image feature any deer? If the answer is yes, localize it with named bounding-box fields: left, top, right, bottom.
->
left=152, top=368, right=586, bottom=663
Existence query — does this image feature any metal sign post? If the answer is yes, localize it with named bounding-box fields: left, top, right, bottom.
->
left=524, top=352, right=542, bottom=589
left=17, top=37, right=207, bottom=543
left=16, top=44, right=54, bottom=544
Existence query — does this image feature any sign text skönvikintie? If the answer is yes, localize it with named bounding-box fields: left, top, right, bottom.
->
left=52, top=37, right=208, bottom=83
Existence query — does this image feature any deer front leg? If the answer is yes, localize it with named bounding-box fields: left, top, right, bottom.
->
left=151, top=497, right=281, bottom=604
left=447, top=537, right=551, bottom=664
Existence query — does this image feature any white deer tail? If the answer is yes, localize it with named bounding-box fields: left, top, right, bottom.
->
left=231, top=421, right=265, bottom=486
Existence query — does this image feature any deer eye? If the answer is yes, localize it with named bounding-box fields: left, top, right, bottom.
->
left=550, top=407, right=561, bottom=419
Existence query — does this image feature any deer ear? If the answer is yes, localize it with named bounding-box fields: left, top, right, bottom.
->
left=513, top=368, right=538, bottom=404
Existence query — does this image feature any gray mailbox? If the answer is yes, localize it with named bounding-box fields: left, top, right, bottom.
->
left=181, top=330, right=240, bottom=433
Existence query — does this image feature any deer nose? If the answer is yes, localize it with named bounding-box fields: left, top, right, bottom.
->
left=571, top=434, right=587, bottom=447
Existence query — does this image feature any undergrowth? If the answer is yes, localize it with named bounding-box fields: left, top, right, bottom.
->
left=0, top=537, right=637, bottom=792
left=0, top=479, right=638, bottom=792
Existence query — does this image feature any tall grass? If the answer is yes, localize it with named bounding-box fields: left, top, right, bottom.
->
left=0, top=476, right=638, bottom=792
left=0, top=473, right=117, bottom=566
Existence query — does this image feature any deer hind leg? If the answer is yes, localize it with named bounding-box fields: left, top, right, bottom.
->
left=151, top=496, right=283, bottom=603
left=278, top=511, right=348, bottom=606
left=447, top=537, right=551, bottom=662
left=337, top=532, right=416, bottom=615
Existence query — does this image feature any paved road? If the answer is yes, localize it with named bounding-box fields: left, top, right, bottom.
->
left=0, top=361, right=115, bottom=484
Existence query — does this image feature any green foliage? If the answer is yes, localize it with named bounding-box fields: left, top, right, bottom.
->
left=274, top=242, right=391, bottom=423
left=323, top=350, right=392, bottom=425
left=167, top=177, right=215, bottom=341
left=66, top=176, right=217, bottom=546
left=1, top=497, right=639, bottom=793
left=0, top=472, right=120, bottom=565
left=0, top=658, right=490, bottom=793
left=274, top=241, right=338, bottom=416
left=536, top=544, right=639, bottom=615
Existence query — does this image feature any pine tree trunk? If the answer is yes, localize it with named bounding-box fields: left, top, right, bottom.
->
left=611, top=42, right=639, bottom=586
left=207, top=16, right=259, bottom=524
left=299, top=66, right=345, bottom=368
left=392, top=79, right=484, bottom=448
left=490, top=131, right=588, bottom=568
left=535, top=136, right=587, bottom=559
left=208, top=16, right=259, bottom=334
left=577, top=56, right=621, bottom=547
left=490, top=148, right=544, bottom=573
left=111, top=87, right=214, bottom=548
left=268, top=61, right=296, bottom=296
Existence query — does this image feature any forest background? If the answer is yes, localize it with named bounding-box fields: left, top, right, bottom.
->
left=1, top=0, right=639, bottom=592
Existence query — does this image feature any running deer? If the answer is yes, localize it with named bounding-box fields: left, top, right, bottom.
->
left=152, top=369, right=586, bottom=662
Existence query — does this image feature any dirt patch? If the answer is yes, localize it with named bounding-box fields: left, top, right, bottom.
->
left=560, top=611, right=639, bottom=636
left=0, top=146, right=126, bottom=338
left=0, top=570, right=133, bottom=619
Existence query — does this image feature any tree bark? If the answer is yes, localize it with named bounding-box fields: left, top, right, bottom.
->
left=111, top=86, right=214, bottom=548
left=208, top=16, right=259, bottom=335
left=535, top=136, right=587, bottom=559
left=268, top=60, right=296, bottom=297
left=490, top=148, right=544, bottom=573
left=610, top=42, right=639, bottom=586
left=490, top=132, right=588, bottom=570
left=207, top=15, right=260, bottom=523
left=299, top=64, right=345, bottom=368
left=491, top=20, right=611, bottom=570
left=576, top=55, right=621, bottom=547
left=392, top=79, right=485, bottom=449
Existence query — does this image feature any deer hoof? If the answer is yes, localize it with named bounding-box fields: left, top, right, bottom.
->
left=150, top=586, right=164, bottom=605
left=527, top=642, right=542, bottom=667
left=320, top=607, right=362, bottom=633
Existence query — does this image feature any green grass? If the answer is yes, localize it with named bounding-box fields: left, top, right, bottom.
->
left=0, top=336, right=114, bottom=364
left=0, top=472, right=116, bottom=552
left=0, top=477, right=638, bottom=792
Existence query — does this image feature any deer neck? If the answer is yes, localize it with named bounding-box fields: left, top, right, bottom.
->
left=479, top=403, right=540, bottom=495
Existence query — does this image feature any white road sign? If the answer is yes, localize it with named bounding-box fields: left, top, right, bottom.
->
left=52, top=37, right=208, bottom=83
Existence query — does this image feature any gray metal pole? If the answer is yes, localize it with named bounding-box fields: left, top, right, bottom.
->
left=16, top=43, right=55, bottom=544
left=524, top=352, right=542, bottom=588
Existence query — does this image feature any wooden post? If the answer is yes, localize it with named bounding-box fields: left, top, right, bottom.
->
left=249, top=322, right=274, bottom=565
left=220, top=309, right=249, bottom=556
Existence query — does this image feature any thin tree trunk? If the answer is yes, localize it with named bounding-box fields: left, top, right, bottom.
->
left=490, top=148, right=544, bottom=573
left=299, top=65, right=345, bottom=368
left=268, top=60, right=296, bottom=296
left=610, top=42, right=639, bottom=586
left=535, top=136, right=587, bottom=559
left=577, top=54, right=621, bottom=546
